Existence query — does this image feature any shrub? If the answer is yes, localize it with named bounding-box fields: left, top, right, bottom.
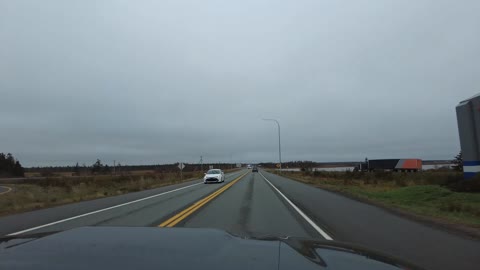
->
left=447, top=202, right=463, bottom=212
left=302, top=171, right=312, bottom=176
left=183, top=172, right=193, bottom=179
left=373, top=171, right=393, bottom=181
left=40, top=171, right=55, bottom=177
left=363, top=177, right=370, bottom=185
left=411, top=174, right=423, bottom=185
left=395, top=178, right=407, bottom=187
left=449, top=175, right=480, bottom=192
left=353, top=171, right=365, bottom=180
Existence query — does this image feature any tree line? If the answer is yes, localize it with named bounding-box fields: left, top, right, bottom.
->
left=0, top=153, right=25, bottom=177
left=26, top=160, right=240, bottom=175
left=16, top=152, right=463, bottom=176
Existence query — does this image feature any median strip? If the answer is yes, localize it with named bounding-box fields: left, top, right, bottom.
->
left=158, top=172, right=249, bottom=227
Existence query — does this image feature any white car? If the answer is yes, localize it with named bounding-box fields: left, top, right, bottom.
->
left=203, top=169, right=225, bottom=184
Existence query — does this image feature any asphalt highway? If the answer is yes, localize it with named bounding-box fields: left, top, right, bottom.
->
left=0, top=169, right=479, bottom=270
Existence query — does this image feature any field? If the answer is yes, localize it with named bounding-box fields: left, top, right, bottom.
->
left=24, top=170, right=159, bottom=178
left=0, top=169, right=239, bottom=216
left=274, top=170, right=480, bottom=229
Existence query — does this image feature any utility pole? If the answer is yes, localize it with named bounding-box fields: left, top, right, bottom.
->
left=200, top=156, right=203, bottom=172
left=262, top=118, right=282, bottom=172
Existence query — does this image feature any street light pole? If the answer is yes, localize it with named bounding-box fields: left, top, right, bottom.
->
left=262, top=118, right=282, bottom=172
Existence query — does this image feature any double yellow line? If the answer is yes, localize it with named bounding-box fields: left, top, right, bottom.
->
left=158, top=172, right=249, bottom=227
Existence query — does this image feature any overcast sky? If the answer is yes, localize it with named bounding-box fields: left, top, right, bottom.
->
left=1, top=1, right=479, bottom=167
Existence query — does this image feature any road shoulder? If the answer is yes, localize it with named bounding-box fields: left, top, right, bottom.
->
left=276, top=172, right=480, bottom=240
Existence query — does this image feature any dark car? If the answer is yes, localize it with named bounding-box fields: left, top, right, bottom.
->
left=252, top=166, right=258, bottom=172
left=0, top=227, right=423, bottom=270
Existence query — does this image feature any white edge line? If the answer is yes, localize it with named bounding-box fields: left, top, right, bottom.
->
left=0, top=186, right=12, bottom=195
left=259, top=172, right=333, bottom=241
left=7, top=182, right=203, bottom=236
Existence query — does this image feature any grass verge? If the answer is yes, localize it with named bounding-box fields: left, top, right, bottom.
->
left=0, top=169, right=239, bottom=216
left=273, top=171, right=480, bottom=231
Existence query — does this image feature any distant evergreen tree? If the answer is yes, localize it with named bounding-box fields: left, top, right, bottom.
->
left=73, top=162, right=80, bottom=175
left=0, top=153, right=5, bottom=172
left=452, top=151, right=463, bottom=172
left=0, top=153, right=24, bottom=177
left=13, top=161, right=24, bottom=176
left=6, top=153, right=14, bottom=172
left=103, top=165, right=111, bottom=174
left=91, top=159, right=103, bottom=174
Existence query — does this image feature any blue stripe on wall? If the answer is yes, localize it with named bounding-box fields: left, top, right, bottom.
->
left=464, top=160, right=480, bottom=166
left=464, top=172, right=478, bottom=179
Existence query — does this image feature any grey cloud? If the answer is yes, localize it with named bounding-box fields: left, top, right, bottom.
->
left=1, top=0, right=479, bottom=166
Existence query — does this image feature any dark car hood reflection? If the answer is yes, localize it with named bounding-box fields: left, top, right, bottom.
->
left=0, top=227, right=424, bottom=270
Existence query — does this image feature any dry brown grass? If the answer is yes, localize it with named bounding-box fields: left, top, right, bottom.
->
left=1, top=168, right=242, bottom=216
left=0, top=171, right=204, bottom=216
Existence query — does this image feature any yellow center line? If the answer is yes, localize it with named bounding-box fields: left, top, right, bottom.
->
left=165, top=179, right=238, bottom=227
left=158, top=179, right=238, bottom=227
left=158, top=184, right=230, bottom=227
left=158, top=172, right=248, bottom=227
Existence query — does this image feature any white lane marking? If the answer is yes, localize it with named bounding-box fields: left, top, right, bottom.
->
left=0, top=186, right=12, bottom=195
left=7, top=171, right=245, bottom=236
left=259, top=172, right=333, bottom=240
left=7, top=182, right=204, bottom=236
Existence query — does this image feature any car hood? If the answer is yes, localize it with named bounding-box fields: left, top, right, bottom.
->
left=0, top=227, right=423, bottom=270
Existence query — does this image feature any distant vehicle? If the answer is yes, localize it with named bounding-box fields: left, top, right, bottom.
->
left=204, top=169, right=225, bottom=184
left=247, top=165, right=252, bottom=169
left=0, top=227, right=423, bottom=270
left=252, top=166, right=258, bottom=172
left=355, top=159, right=422, bottom=172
